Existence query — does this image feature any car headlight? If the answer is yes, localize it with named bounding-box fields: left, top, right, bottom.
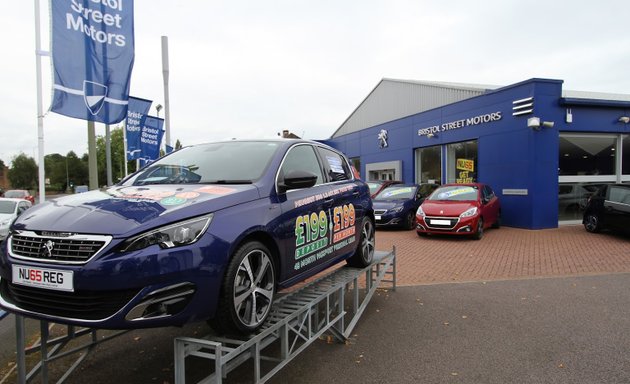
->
left=120, top=214, right=213, bottom=252
left=389, top=206, right=404, bottom=213
left=416, top=206, right=425, bottom=218
left=460, top=207, right=478, bottom=218
left=0, top=219, right=11, bottom=228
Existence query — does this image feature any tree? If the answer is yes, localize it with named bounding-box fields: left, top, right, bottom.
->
left=8, top=153, right=38, bottom=190
left=175, top=139, right=183, bottom=150
left=44, top=153, right=67, bottom=191
left=96, top=126, right=131, bottom=185
left=66, top=151, right=89, bottom=188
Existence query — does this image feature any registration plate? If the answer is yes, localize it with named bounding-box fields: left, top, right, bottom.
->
left=12, top=265, right=74, bottom=292
left=375, top=215, right=382, bottom=221
left=430, top=219, right=451, bottom=225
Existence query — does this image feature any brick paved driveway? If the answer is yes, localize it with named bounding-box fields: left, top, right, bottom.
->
left=375, top=224, right=630, bottom=286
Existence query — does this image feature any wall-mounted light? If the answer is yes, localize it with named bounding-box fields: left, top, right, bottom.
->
left=619, top=116, right=630, bottom=124
left=527, top=116, right=554, bottom=131
left=427, top=133, right=437, bottom=138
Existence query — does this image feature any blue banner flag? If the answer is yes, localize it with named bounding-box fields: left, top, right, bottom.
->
left=126, top=96, right=152, bottom=160
left=50, top=0, right=135, bottom=124
left=137, top=116, right=165, bottom=166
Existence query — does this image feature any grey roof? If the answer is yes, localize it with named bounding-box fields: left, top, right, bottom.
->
left=331, top=78, right=630, bottom=139
left=562, top=89, right=630, bottom=102
left=331, top=79, right=499, bottom=138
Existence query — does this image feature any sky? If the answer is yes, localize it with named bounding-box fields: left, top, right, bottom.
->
left=1, top=0, right=629, bottom=167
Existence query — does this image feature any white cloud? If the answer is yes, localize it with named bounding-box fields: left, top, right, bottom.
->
left=1, top=0, right=629, bottom=167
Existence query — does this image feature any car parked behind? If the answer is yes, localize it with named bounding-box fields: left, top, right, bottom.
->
left=416, top=183, right=500, bottom=240
left=4, top=190, right=35, bottom=205
left=374, top=183, right=438, bottom=230
left=583, top=183, right=630, bottom=234
left=0, top=198, right=32, bottom=241
left=366, top=180, right=403, bottom=198
left=0, top=139, right=375, bottom=335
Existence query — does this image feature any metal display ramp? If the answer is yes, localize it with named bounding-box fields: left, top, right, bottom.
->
left=174, top=249, right=396, bottom=384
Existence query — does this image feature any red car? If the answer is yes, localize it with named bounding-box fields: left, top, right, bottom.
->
left=416, top=183, right=500, bottom=240
left=4, top=190, right=35, bottom=205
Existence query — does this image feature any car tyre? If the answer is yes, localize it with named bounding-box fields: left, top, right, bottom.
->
left=210, top=241, right=276, bottom=335
left=347, top=217, right=375, bottom=267
left=583, top=213, right=601, bottom=233
left=404, top=211, right=416, bottom=230
left=473, top=217, right=484, bottom=240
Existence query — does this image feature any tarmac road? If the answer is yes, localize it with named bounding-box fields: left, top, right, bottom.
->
left=5, top=272, right=627, bottom=384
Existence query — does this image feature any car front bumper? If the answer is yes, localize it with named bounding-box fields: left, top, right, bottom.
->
left=416, top=214, right=480, bottom=235
left=0, top=233, right=230, bottom=329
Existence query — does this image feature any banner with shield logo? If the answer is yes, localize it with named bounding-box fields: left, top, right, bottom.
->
left=50, top=0, right=135, bottom=124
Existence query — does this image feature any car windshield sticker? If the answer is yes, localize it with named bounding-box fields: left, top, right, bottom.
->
left=160, top=196, right=188, bottom=206
left=195, top=186, right=236, bottom=195
left=176, top=192, right=200, bottom=199
left=326, top=156, right=345, bottom=174
left=437, top=187, right=476, bottom=200
left=293, top=203, right=356, bottom=271
left=382, top=187, right=413, bottom=198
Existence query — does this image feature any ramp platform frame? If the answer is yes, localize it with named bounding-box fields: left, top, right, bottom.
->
left=174, top=249, right=396, bottom=384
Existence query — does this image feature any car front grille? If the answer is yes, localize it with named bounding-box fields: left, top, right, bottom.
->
left=9, top=231, right=112, bottom=265
left=0, top=279, right=139, bottom=321
left=424, top=216, right=459, bottom=230
left=374, top=209, right=387, bottom=215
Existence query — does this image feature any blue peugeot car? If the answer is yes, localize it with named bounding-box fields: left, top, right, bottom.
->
left=0, top=140, right=375, bottom=334
left=373, top=183, right=439, bottom=230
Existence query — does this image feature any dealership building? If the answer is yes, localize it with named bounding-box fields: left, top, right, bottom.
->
left=324, top=78, right=630, bottom=229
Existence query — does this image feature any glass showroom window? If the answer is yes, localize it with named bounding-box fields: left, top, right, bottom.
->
left=558, top=134, right=619, bottom=222
left=415, top=146, right=441, bottom=184
left=558, top=134, right=617, bottom=179
left=446, top=140, right=477, bottom=184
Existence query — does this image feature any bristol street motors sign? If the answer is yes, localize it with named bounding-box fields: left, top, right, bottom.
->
left=417, top=111, right=502, bottom=137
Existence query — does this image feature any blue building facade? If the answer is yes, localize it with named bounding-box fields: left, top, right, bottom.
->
left=326, top=78, right=630, bottom=229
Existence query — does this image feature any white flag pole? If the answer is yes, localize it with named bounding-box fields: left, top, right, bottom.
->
left=161, top=36, right=171, bottom=152
left=34, top=0, right=47, bottom=203
left=123, top=120, right=128, bottom=177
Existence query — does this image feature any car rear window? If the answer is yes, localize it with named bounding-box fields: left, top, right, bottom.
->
left=4, top=191, right=24, bottom=198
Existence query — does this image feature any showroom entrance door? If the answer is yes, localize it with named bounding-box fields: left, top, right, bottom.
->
left=366, top=161, right=401, bottom=182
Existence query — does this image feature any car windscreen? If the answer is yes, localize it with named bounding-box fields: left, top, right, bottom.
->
left=123, top=141, right=280, bottom=186
left=428, top=186, right=479, bottom=201
left=367, top=182, right=382, bottom=194
left=373, top=186, right=415, bottom=201
left=0, top=201, right=16, bottom=214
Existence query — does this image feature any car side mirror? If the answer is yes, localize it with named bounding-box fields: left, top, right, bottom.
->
left=278, top=170, right=318, bottom=193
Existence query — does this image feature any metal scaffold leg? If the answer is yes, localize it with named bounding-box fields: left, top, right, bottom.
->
left=11, top=316, right=128, bottom=384
left=174, top=249, right=396, bottom=384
